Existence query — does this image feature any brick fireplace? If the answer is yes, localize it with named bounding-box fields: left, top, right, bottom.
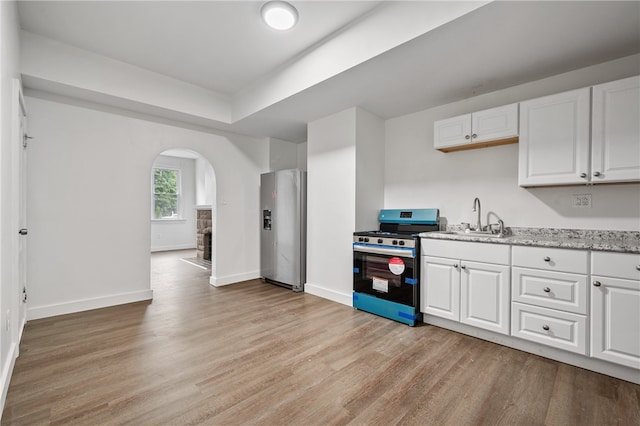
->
left=196, top=207, right=212, bottom=261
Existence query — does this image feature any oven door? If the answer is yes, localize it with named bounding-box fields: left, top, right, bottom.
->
left=353, top=244, right=418, bottom=307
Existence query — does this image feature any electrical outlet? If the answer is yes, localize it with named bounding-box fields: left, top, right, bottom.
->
left=572, top=194, right=592, bottom=208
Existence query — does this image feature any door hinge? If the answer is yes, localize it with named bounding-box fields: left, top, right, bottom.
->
left=23, top=134, right=33, bottom=148
left=22, top=287, right=27, bottom=303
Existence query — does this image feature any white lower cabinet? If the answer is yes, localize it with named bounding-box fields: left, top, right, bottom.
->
left=421, top=237, right=640, bottom=383
left=512, top=302, right=587, bottom=355
left=421, top=240, right=510, bottom=335
left=510, top=246, right=588, bottom=354
left=590, top=251, right=640, bottom=369
left=460, top=261, right=510, bottom=335
left=422, top=256, right=460, bottom=321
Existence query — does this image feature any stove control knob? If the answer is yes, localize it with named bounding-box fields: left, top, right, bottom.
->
left=392, top=240, right=398, bottom=245
left=377, top=238, right=383, bottom=244
left=358, top=237, right=364, bottom=242
left=364, top=238, right=370, bottom=243
left=399, top=241, right=405, bottom=246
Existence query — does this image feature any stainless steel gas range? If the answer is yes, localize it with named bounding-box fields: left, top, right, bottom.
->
left=353, top=209, right=440, bottom=326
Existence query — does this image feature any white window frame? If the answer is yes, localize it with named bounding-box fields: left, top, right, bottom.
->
left=151, top=167, right=182, bottom=221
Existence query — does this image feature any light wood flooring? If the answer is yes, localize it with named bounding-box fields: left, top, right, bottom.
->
left=2, top=250, right=639, bottom=425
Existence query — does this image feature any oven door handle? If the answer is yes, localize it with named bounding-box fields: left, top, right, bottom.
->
left=353, top=244, right=415, bottom=258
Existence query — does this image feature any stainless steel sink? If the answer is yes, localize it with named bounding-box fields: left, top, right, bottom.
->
left=435, top=230, right=508, bottom=239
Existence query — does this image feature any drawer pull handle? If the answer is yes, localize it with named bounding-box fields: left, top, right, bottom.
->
left=542, top=325, right=550, bottom=331
left=593, top=281, right=601, bottom=287
left=543, top=256, right=551, bottom=262
left=543, top=287, right=551, bottom=293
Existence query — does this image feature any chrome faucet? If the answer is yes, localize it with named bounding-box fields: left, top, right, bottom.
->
left=472, top=197, right=482, bottom=231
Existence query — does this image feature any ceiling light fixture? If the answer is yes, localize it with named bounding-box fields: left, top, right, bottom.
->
left=261, top=1, right=298, bottom=31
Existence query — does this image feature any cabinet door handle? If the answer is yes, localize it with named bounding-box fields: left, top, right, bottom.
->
left=460, top=265, right=466, bottom=269
left=593, top=171, right=601, bottom=177
left=636, top=265, right=639, bottom=271
left=471, top=133, right=477, bottom=139
left=543, top=256, right=551, bottom=262
left=453, top=264, right=459, bottom=268
left=542, top=325, right=550, bottom=331
left=543, top=287, right=551, bottom=293
left=579, top=173, right=587, bottom=178
left=464, top=135, right=470, bottom=140
left=593, top=281, right=602, bottom=287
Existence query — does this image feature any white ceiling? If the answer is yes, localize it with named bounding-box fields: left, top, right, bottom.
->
left=17, top=1, right=640, bottom=142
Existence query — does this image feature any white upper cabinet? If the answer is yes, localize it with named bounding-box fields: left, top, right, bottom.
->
left=591, top=75, right=640, bottom=183
left=518, top=87, right=591, bottom=186
left=433, top=114, right=472, bottom=149
left=434, top=103, right=518, bottom=152
left=519, top=75, right=640, bottom=187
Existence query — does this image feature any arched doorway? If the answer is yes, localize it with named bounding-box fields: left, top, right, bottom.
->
left=150, top=149, right=216, bottom=285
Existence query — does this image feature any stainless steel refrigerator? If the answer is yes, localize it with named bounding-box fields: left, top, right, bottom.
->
left=260, top=169, right=306, bottom=292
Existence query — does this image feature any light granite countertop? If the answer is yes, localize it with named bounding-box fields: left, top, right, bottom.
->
left=419, top=226, right=640, bottom=254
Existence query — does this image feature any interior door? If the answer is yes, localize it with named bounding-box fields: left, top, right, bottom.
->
left=15, top=80, right=28, bottom=333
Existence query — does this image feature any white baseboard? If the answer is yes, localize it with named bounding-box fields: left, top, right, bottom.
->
left=210, top=270, right=260, bottom=287
left=304, top=282, right=352, bottom=306
left=150, top=244, right=196, bottom=252
left=27, top=289, right=154, bottom=320
left=0, top=341, right=18, bottom=420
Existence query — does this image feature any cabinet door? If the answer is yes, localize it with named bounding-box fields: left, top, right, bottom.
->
left=472, top=103, right=518, bottom=143
left=591, top=276, right=640, bottom=369
left=591, top=75, right=640, bottom=183
left=433, top=114, right=471, bottom=150
left=460, top=261, right=510, bottom=335
left=421, top=256, right=460, bottom=321
left=518, top=88, right=591, bottom=186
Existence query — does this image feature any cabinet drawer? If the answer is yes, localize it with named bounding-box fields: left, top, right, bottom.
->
left=511, top=302, right=587, bottom=355
left=421, top=239, right=510, bottom=264
left=512, top=246, right=587, bottom=274
left=512, top=267, right=588, bottom=314
left=591, top=251, right=640, bottom=281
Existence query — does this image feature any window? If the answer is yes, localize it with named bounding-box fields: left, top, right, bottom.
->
left=152, top=168, right=181, bottom=219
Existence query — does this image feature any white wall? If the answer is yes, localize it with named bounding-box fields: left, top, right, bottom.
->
left=306, top=107, right=384, bottom=306
left=267, top=137, right=298, bottom=172
left=355, top=108, right=385, bottom=231
left=195, top=156, right=215, bottom=206
left=297, top=142, right=307, bottom=171
left=306, top=109, right=356, bottom=305
left=385, top=55, right=640, bottom=231
left=25, top=94, right=267, bottom=320
left=150, top=155, right=197, bottom=252
left=0, top=0, right=21, bottom=411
